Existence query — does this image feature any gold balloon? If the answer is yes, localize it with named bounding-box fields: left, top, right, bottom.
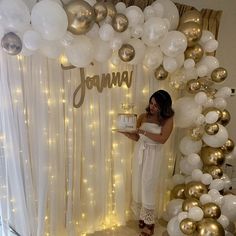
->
left=180, top=218, right=197, bottom=235
left=112, top=13, right=129, bottom=32
left=201, top=146, right=225, bottom=167
left=221, top=138, right=235, bottom=154
left=211, top=67, right=228, bottom=83
left=154, top=65, right=168, bottom=80
left=204, top=123, right=219, bottom=135
left=186, top=79, right=201, bottom=93
left=182, top=198, right=201, bottom=211
left=202, top=202, right=221, bottom=219
left=65, top=0, right=95, bottom=35
left=178, top=22, right=202, bottom=47
left=203, top=165, right=223, bottom=179
left=180, top=10, right=203, bottom=26
left=185, top=44, right=204, bottom=63
left=94, top=2, right=107, bottom=22
left=171, top=184, right=186, bottom=199
left=118, top=44, right=135, bottom=62
left=196, top=218, right=225, bottom=236
left=189, top=126, right=204, bottom=141
left=185, top=181, right=208, bottom=199
left=105, top=2, right=117, bottom=19
left=220, top=109, right=231, bottom=126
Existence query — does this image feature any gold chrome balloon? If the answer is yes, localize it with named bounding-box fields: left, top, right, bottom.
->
left=220, top=109, right=231, bottom=126
left=201, top=146, right=225, bottom=167
left=184, top=44, right=204, bottom=63
left=221, top=138, right=235, bottom=154
left=189, top=126, right=204, bottom=141
left=94, top=2, right=107, bottom=22
left=204, top=123, right=219, bottom=135
left=202, top=202, right=221, bottom=219
left=171, top=184, right=186, bottom=199
left=203, top=165, right=223, bottom=179
left=211, top=67, right=228, bottom=83
left=112, top=13, right=129, bottom=32
left=180, top=10, right=203, bottom=26
left=178, top=22, right=202, bottom=47
left=182, top=198, right=201, bottom=211
left=196, top=218, right=225, bottom=236
left=65, top=0, right=95, bottom=35
left=186, top=79, right=201, bottom=93
left=118, top=44, right=135, bottom=62
left=1, top=32, right=22, bottom=55
left=185, top=181, right=208, bottom=199
left=180, top=218, right=197, bottom=235
left=154, top=65, right=168, bottom=80
left=105, top=2, right=117, bottom=19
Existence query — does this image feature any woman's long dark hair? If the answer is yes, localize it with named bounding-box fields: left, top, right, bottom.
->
left=146, top=90, right=174, bottom=124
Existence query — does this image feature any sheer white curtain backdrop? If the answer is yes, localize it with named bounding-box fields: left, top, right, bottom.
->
left=0, top=50, right=176, bottom=236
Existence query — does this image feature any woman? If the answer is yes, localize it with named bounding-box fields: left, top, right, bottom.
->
left=121, top=90, right=174, bottom=236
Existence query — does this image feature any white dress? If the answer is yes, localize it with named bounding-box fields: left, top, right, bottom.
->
left=131, top=122, right=164, bottom=223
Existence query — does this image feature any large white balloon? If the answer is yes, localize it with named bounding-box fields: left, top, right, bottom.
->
left=202, top=124, right=228, bottom=147
left=66, top=36, right=94, bottom=68
left=142, top=17, right=168, bottom=47
left=179, top=136, right=202, bottom=155
left=156, top=0, right=179, bottom=30
left=31, top=0, right=68, bottom=41
left=221, top=195, right=236, bottom=221
left=167, top=216, right=185, bottom=236
left=143, top=46, right=163, bottom=69
left=160, top=31, right=187, bottom=57
left=0, top=0, right=30, bottom=32
left=125, top=6, right=144, bottom=27
left=23, top=30, right=42, bottom=51
left=173, top=96, right=202, bottom=128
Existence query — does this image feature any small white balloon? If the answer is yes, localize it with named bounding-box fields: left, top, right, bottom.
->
left=200, top=30, right=215, bottom=45
left=191, top=169, right=203, bottom=181
left=196, top=64, right=208, bottom=77
left=201, top=173, right=213, bottom=185
left=179, top=136, right=202, bottom=155
left=163, top=56, right=178, bottom=73
left=143, top=6, right=156, bottom=21
left=188, top=206, right=204, bottom=221
left=203, top=39, right=219, bottom=52
left=184, top=59, right=195, bottom=69
left=214, top=97, right=227, bottom=109
left=194, top=114, right=205, bottom=126
left=115, top=2, right=126, bottom=13
left=194, top=92, right=208, bottom=105
left=99, top=24, right=115, bottom=41
left=209, top=179, right=225, bottom=191
left=172, top=174, right=185, bottom=186
left=215, top=87, right=232, bottom=98
left=205, top=111, right=220, bottom=124
left=125, top=6, right=144, bottom=27
left=200, top=194, right=212, bottom=204
left=178, top=211, right=189, bottom=223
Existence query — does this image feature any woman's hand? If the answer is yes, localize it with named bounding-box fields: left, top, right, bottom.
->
left=136, top=129, right=146, bottom=136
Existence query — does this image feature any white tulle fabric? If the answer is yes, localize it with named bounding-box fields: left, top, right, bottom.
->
left=0, top=50, right=176, bottom=235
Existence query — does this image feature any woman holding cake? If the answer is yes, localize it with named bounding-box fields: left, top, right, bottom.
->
left=120, top=90, right=174, bottom=236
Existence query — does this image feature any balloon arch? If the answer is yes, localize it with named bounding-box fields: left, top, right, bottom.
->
left=0, top=0, right=236, bottom=236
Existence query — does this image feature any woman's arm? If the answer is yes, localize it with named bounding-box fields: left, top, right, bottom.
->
left=137, top=116, right=174, bottom=144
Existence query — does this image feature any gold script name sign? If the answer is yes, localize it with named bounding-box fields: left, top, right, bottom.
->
left=73, top=68, right=133, bottom=108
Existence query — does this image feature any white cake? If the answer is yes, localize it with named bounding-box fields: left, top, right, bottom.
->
left=117, top=113, right=137, bottom=132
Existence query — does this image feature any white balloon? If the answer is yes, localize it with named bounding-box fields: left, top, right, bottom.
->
left=172, top=174, right=185, bottom=186
left=167, top=216, right=185, bottom=236
left=191, top=169, right=203, bottom=181
left=86, top=23, right=99, bottom=38
left=163, top=56, right=178, bottom=73
left=214, top=97, right=227, bottom=109
left=179, top=136, right=202, bottom=156
left=40, top=40, right=62, bottom=59
left=198, top=56, right=219, bottom=75
left=209, top=179, right=225, bottom=191
left=221, top=195, right=236, bottom=221
left=203, top=97, right=214, bottom=108
left=194, top=92, right=208, bottom=105
left=194, top=114, right=205, bottom=126
left=200, top=194, right=212, bottom=204
left=196, top=64, right=208, bottom=77
left=174, top=97, right=202, bottom=128
left=130, top=24, right=144, bottom=39
left=215, top=87, right=232, bottom=98
left=167, top=199, right=184, bottom=219
left=156, top=0, right=179, bottom=30
left=143, top=6, right=156, bottom=21
left=60, top=31, right=74, bottom=47
left=125, top=6, right=144, bottom=27
left=93, top=38, right=112, bottom=63
left=0, top=0, right=30, bottom=32
left=142, top=17, right=168, bottom=47
left=200, top=30, right=215, bottom=45
left=177, top=212, right=189, bottom=223
left=185, top=176, right=193, bottom=184
left=217, top=215, right=230, bottom=229
left=187, top=153, right=201, bottom=167
left=31, top=0, right=68, bottom=41
left=188, top=206, right=204, bottom=221
left=203, top=39, right=219, bottom=52
left=184, top=59, right=195, bottom=69
left=208, top=189, right=221, bottom=197
left=65, top=36, right=94, bottom=68
left=205, top=111, right=220, bottom=124
left=119, top=29, right=131, bottom=43
left=110, top=53, right=121, bottom=66
left=143, top=46, right=163, bottom=69
left=202, top=124, right=228, bottom=147
left=23, top=30, right=42, bottom=51
left=160, top=31, right=187, bottom=57
left=201, top=173, right=213, bottom=185
left=151, top=1, right=164, bottom=18
left=99, top=24, right=114, bottom=41
left=109, top=35, right=123, bottom=50
left=115, top=2, right=126, bottom=13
